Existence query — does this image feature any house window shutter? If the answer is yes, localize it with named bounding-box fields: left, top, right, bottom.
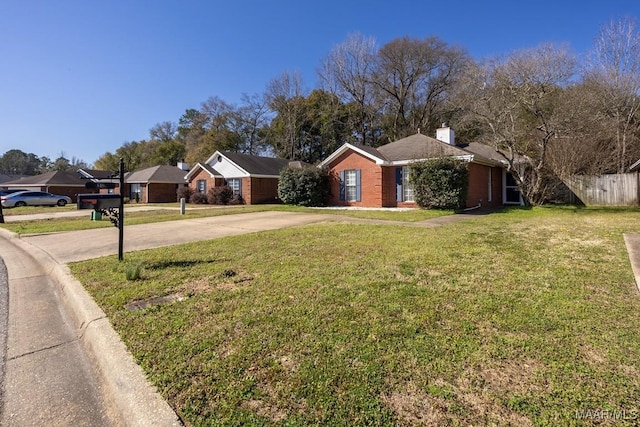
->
left=396, top=167, right=403, bottom=202
left=339, top=170, right=345, bottom=201
left=355, top=169, right=361, bottom=202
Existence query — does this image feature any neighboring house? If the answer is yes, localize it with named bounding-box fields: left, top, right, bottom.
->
left=123, top=164, right=190, bottom=203
left=185, top=151, right=301, bottom=204
left=318, top=125, right=522, bottom=209
left=0, top=170, right=93, bottom=202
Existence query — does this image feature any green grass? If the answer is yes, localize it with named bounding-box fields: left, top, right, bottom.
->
left=0, top=204, right=77, bottom=215
left=0, top=204, right=451, bottom=234
left=69, top=206, right=640, bottom=426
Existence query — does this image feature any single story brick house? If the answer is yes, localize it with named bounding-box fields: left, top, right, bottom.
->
left=0, top=170, right=96, bottom=202
left=185, top=151, right=301, bottom=204
left=318, top=125, right=522, bottom=209
left=122, top=164, right=190, bottom=203
left=78, top=165, right=189, bottom=203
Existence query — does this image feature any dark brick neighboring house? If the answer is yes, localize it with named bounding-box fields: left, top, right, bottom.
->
left=124, top=165, right=189, bottom=203
left=0, top=170, right=95, bottom=202
left=186, top=151, right=305, bottom=204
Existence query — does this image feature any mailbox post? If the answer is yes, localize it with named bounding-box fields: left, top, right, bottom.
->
left=76, top=158, right=125, bottom=261
left=118, top=158, right=124, bottom=261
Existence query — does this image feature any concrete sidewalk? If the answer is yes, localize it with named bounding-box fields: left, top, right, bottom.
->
left=0, top=209, right=498, bottom=425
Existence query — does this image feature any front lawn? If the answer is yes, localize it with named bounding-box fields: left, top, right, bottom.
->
left=70, top=207, right=640, bottom=426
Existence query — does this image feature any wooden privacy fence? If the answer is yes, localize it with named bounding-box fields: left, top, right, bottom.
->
left=566, top=174, right=639, bottom=206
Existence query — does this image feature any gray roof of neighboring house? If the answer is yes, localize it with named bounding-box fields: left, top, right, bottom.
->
left=125, top=165, right=189, bottom=184
left=0, top=174, right=26, bottom=184
left=376, top=133, right=472, bottom=161
left=222, top=151, right=294, bottom=176
left=1, top=170, right=86, bottom=187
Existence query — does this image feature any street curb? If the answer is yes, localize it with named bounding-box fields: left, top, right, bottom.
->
left=0, top=228, right=182, bottom=426
left=623, top=233, right=640, bottom=295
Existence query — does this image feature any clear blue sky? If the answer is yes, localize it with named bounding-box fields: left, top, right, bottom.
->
left=1, top=0, right=638, bottom=167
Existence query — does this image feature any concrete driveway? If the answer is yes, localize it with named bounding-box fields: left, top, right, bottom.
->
left=21, top=211, right=335, bottom=263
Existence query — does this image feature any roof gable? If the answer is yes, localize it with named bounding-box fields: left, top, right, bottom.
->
left=318, top=143, right=386, bottom=168
left=184, top=162, right=222, bottom=180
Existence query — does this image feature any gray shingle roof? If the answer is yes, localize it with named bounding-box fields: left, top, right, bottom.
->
left=0, top=174, right=25, bottom=184
left=199, top=163, right=220, bottom=176
left=459, top=142, right=507, bottom=163
left=1, top=170, right=86, bottom=186
left=377, top=133, right=471, bottom=161
left=221, top=151, right=293, bottom=176
left=126, top=165, right=188, bottom=183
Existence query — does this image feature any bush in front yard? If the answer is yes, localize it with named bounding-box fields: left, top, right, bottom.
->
left=208, top=186, right=234, bottom=205
left=409, top=158, right=469, bottom=209
left=177, top=187, right=194, bottom=203
left=190, top=192, right=208, bottom=204
left=278, top=167, right=329, bottom=206
left=230, top=193, right=245, bottom=205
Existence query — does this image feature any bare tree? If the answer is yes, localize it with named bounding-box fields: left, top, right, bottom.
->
left=460, top=44, right=576, bottom=205
left=265, top=70, right=307, bottom=159
left=371, top=36, right=470, bottom=142
left=319, top=33, right=379, bottom=146
left=149, top=121, right=178, bottom=143
left=235, top=93, right=271, bottom=155
left=584, top=16, right=640, bottom=173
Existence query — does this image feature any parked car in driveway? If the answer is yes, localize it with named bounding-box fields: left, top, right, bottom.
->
left=0, top=191, right=72, bottom=207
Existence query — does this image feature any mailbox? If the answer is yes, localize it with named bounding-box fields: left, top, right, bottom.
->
left=77, top=193, right=121, bottom=210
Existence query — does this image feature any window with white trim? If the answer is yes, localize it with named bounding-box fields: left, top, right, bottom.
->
left=196, top=179, right=206, bottom=194
left=130, top=183, right=141, bottom=199
left=345, top=170, right=358, bottom=201
left=227, top=178, right=241, bottom=196
left=402, top=166, right=414, bottom=202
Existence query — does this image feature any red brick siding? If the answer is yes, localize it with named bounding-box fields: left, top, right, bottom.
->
left=245, top=177, right=279, bottom=204
left=381, top=167, right=398, bottom=207
left=188, top=169, right=218, bottom=195
left=147, top=183, right=185, bottom=203
left=47, top=186, right=93, bottom=203
left=490, top=167, right=503, bottom=206
left=326, top=151, right=383, bottom=207
left=466, top=163, right=503, bottom=208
